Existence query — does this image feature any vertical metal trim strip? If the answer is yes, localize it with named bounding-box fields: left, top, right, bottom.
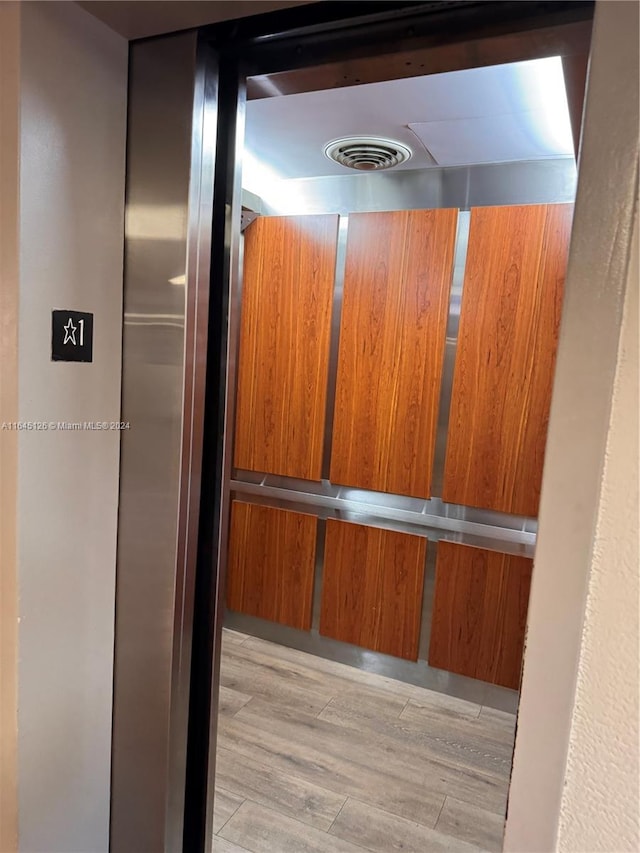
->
left=226, top=211, right=246, bottom=484
left=418, top=540, right=438, bottom=662
left=169, top=43, right=219, bottom=852
left=311, top=518, right=327, bottom=631
left=431, top=210, right=471, bottom=497
left=110, top=31, right=211, bottom=853
left=202, top=60, right=247, bottom=853
left=321, top=215, right=349, bottom=479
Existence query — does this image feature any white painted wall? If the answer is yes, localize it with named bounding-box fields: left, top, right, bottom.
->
left=0, top=4, right=20, bottom=851
left=504, top=1, right=639, bottom=850
left=16, top=3, right=127, bottom=851
left=557, top=210, right=639, bottom=852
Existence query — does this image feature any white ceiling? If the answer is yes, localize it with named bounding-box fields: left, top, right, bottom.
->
left=243, top=56, right=574, bottom=188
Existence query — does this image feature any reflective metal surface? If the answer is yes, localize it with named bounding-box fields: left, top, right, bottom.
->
left=417, top=546, right=437, bottom=662
left=431, top=210, right=469, bottom=496
left=321, top=216, right=348, bottom=479
left=255, top=158, right=576, bottom=216
left=203, top=64, right=248, bottom=853
left=177, top=42, right=219, bottom=853
left=230, top=475, right=536, bottom=555
left=111, top=32, right=213, bottom=852
left=311, top=518, right=327, bottom=631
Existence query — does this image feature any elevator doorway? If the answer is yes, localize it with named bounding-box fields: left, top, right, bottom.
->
left=212, top=41, right=581, bottom=853
left=110, top=4, right=596, bottom=851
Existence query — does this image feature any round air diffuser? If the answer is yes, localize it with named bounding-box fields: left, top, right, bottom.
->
left=324, top=137, right=412, bottom=171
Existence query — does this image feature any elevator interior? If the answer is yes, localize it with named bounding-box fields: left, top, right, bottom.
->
left=221, top=55, right=577, bottom=712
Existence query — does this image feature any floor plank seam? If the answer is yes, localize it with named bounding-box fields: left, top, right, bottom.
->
left=233, top=695, right=257, bottom=717
left=222, top=697, right=253, bottom=719
left=396, top=696, right=410, bottom=719
left=434, top=793, right=448, bottom=829
left=326, top=795, right=349, bottom=834
left=325, top=798, right=380, bottom=853
left=232, top=797, right=372, bottom=853
left=215, top=742, right=355, bottom=816
left=315, top=694, right=337, bottom=719
left=349, top=793, right=447, bottom=834
left=214, top=792, right=246, bottom=838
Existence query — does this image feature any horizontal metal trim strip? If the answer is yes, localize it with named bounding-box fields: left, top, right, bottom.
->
left=252, top=161, right=577, bottom=217
left=230, top=478, right=536, bottom=549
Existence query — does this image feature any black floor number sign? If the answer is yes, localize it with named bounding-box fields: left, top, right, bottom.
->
left=52, top=310, right=94, bottom=362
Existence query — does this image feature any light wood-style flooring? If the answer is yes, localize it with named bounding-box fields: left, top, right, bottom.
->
left=214, top=629, right=516, bottom=852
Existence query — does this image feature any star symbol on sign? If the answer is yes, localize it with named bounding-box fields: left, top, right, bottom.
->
left=63, top=318, right=77, bottom=345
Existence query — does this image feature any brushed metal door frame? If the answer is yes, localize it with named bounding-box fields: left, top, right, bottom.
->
left=110, top=33, right=218, bottom=852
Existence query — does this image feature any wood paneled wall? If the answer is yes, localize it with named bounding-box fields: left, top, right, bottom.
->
left=443, top=203, right=573, bottom=516
left=428, top=541, right=532, bottom=690
left=226, top=501, right=317, bottom=630
left=229, top=203, right=573, bottom=688
left=330, top=209, right=458, bottom=499
left=320, top=519, right=427, bottom=661
left=234, top=214, right=339, bottom=480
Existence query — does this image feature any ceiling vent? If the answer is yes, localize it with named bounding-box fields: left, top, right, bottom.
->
left=324, top=137, right=412, bottom=171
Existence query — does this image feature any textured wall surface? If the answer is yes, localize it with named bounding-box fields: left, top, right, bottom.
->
left=557, top=213, right=639, bottom=852
left=17, top=3, right=127, bottom=850
left=0, top=5, right=20, bottom=851
left=504, top=1, right=639, bottom=850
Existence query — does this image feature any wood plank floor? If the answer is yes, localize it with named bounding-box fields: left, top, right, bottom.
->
left=214, top=629, right=517, bottom=852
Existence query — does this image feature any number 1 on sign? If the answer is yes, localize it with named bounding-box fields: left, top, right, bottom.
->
left=78, top=319, right=84, bottom=346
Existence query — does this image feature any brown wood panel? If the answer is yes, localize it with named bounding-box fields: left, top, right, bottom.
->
left=319, top=519, right=427, bottom=661
left=234, top=214, right=339, bottom=480
left=330, top=209, right=458, bottom=498
left=428, top=541, right=532, bottom=690
left=442, top=203, right=574, bottom=516
left=226, top=501, right=317, bottom=630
